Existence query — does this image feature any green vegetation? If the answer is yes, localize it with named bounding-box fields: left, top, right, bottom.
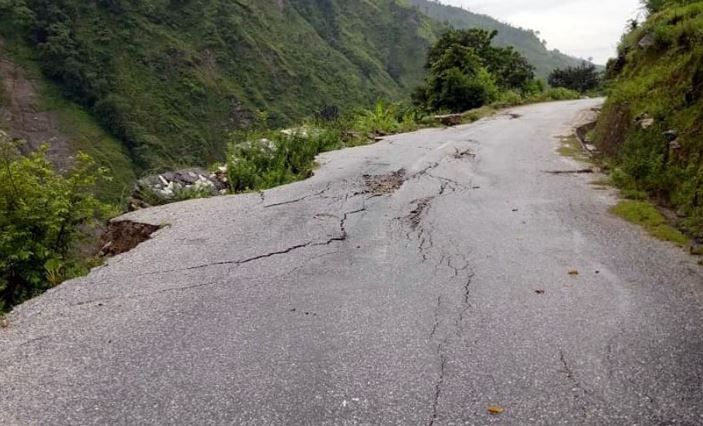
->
left=0, top=33, right=135, bottom=202
left=413, top=29, right=540, bottom=113
left=548, top=62, right=602, bottom=93
left=0, top=0, right=588, bottom=195
left=0, top=0, right=443, bottom=175
left=0, top=131, right=109, bottom=312
left=226, top=101, right=426, bottom=193
left=405, top=0, right=585, bottom=79
left=595, top=0, right=703, bottom=238
left=557, top=135, right=589, bottom=161
left=611, top=200, right=689, bottom=245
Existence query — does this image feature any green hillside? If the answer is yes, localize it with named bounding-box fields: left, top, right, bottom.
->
left=595, top=0, right=703, bottom=237
left=0, top=0, right=439, bottom=175
left=404, top=0, right=584, bottom=78
left=0, top=0, right=586, bottom=200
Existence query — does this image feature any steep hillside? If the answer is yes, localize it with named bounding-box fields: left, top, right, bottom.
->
left=404, top=0, right=584, bottom=78
left=0, top=0, right=439, bottom=175
left=595, top=0, right=703, bottom=237
left=0, top=38, right=135, bottom=200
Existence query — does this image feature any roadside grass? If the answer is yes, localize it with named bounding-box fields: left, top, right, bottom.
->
left=557, top=135, right=589, bottom=161
left=460, top=106, right=497, bottom=124
left=593, top=1, right=703, bottom=239
left=610, top=200, right=689, bottom=246
left=555, top=128, right=694, bottom=249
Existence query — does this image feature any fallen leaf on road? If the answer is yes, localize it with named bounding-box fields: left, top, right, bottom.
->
left=568, top=270, right=579, bottom=276
left=487, top=405, right=505, bottom=415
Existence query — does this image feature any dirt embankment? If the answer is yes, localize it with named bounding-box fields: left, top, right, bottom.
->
left=0, top=39, right=72, bottom=169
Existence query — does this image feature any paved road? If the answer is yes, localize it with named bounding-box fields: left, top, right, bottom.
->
left=2, top=100, right=703, bottom=425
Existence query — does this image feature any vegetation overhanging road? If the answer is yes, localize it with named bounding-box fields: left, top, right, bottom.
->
left=1, top=99, right=702, bottom=424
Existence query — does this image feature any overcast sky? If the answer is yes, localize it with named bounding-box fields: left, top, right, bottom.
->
left=439, top=0, right=643, bottom=64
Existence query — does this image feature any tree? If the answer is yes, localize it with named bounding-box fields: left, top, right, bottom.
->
left=0, top=133, right=109, bottom=311
left=548, top=61, right=601, bottom=93
left=414, top=29, right=534, bottom=113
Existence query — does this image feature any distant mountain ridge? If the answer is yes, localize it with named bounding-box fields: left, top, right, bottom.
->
left=404, top=0, right=585, bottom=78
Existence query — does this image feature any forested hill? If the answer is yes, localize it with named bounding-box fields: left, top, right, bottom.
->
left=0, top=0, right=440, bottom=174
left=405, top=0, right=584, bottom=78
left=1, top=0, right=582, bottom=198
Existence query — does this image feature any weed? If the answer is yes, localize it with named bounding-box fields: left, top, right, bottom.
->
left=611, top=200, right=689, bottom=246
left=557, top=135, right=589, bottom=161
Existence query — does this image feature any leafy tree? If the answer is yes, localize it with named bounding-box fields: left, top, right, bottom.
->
left=426, top=29, right=535, bottom=92
left=414, top=29, right=532, bottom=113
left=0, top=132, right=109, bottom=311
left=548, top=61, right=601, bottom=93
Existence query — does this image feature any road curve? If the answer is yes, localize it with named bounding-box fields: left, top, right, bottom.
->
left=1, top=99, right=702, bottom=425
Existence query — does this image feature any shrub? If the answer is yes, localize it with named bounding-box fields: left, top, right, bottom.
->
left=414, top=28, right=533, bottom=113
left=226, top=126, right=342, bottom=193
left=353, top=100, right=401, bottom=135
left=548, top=61, right=602, bottom=93
left=0, top=132, right=109, bottom=311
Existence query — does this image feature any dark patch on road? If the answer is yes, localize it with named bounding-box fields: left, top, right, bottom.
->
left=362, top=169, right=407, bottom=195
left=544, top=169, right=594, bottom=175
left=99, top=221, right=162, bottom=257
left=405, top=197, right=433, bottom=231
left=453, top=148, right=475, bottom=160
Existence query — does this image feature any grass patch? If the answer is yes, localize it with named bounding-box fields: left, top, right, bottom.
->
left=557, top=135, right=589, bottom=161
left=610, top=200, right=689, bottom=246
left=590, top=177, right=611, bottom=186
left=461, top=106, right=497, bottom=124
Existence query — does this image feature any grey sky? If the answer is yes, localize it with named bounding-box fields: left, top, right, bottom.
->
left=439, top=0, right=643, bottom=64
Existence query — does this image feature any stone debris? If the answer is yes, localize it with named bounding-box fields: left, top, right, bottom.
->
left=130, top=167, right=229, bottom=210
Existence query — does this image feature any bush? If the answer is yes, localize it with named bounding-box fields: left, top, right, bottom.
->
left=414, top=28, right=533, bottom=113
left=548, top=61, right=602, bottom=93
left=0, top=132, right=109, bottom=311
left=353, top=100, right=401, bottom=135
left=226, top=127, right=342, bottom=193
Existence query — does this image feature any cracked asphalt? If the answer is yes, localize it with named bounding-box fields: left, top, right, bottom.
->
left=2, top=99, right=703, bottom=425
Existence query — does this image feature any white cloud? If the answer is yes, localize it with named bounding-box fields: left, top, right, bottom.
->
left=437, top=0, right=643, bottom=63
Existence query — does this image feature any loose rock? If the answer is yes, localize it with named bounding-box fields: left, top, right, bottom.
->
left=130, top=167, right=228, bottom=210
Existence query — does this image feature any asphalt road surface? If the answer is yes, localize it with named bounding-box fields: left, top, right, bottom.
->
left=2, top=99, right=702, bottom=425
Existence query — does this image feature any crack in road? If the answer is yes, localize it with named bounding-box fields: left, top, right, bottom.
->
left=428, top=351, right=447, bottom=426
left=559, top=349, right=598, bottom=419
left=264, top=184, right=333, bottom=208
left=71, top=251, right=342, bottom=308
left=395, top=174, right=478, bottom=425
left=138, top=205, right=368, bottom=276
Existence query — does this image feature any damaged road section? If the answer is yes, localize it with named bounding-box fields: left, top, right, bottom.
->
left=361, top=169, right=407, bottom=196
left=99, top=221, right=162, bottom=257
